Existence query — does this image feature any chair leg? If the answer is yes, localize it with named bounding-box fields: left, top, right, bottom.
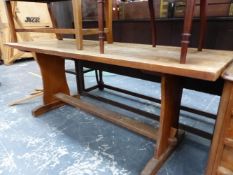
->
left=98, top=0, right=105, bottom=54
left=47, top=2, right=63, bottom=40
left=105, top=0, right=113, bottom=44
left=75, top=61, right=85, bottom=95
left=4, top=0, right=17, bottom=42
left=198, top=0, right=207, bottom=51
left=148, top=0, right=156, bottom=47
left=180, top=0, right=196, bottom=64
left=95, top=70, right=99, bottom=83
left=98, top=70, right=104, bottom=90
left=72, top=0, right=83, bottom=50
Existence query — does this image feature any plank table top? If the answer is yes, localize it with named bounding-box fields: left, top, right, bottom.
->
left=6, top=39, right=233, bottom=81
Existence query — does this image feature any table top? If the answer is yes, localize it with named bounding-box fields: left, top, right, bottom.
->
left=6, top=39, right=233, bottom=81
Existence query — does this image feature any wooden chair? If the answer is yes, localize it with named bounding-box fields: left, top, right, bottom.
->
left=4, top=0, right=113, bottom=54
left=148, top=0, right=207, bottom=63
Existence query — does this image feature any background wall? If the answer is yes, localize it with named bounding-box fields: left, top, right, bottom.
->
left=51, top=1, right=233, bottom=50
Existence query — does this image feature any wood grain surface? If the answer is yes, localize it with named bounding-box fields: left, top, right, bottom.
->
left=6, top=39, right=233, bottom=81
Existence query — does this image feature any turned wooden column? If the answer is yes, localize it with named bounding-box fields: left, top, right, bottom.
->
left=180, top=0, right=207, bottom=63
left=198, top=0, right=207, bottom=51
left=180, top=0, right=196, bottom=64
left=148, top=0, right=156, bottom=47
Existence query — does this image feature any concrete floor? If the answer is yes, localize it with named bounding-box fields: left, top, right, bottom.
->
left=0, top=60, right=219, bottom=175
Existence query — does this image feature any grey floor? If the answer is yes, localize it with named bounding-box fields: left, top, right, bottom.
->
left=0, top=60, right=219, bottom=175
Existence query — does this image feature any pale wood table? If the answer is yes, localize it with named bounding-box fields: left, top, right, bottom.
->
left=6, top=39, right=233, bottom=174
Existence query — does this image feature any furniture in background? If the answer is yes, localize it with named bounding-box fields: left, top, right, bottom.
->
left=115, top=0, right=208, bottom=63
left=118, top=0, right=232, bottom=19
left=148, top=0, right=208, bottom=63
left=121, top=0, right=231, bottom=63
left=179, top=0, right=207, bottom=63
left=82, top=17, right=233, bottom=51
left=148, top=0, right=157, bottom=47
left=4, top=0, right=113, bottom=53
left=0, top=1, right=55, bottom=64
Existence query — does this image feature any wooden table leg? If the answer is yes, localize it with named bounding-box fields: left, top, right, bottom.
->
left=32, top=53, right=70, bottom=117
left=198, top=0, right=207, bottom=51
left=148, top=0, right=156, bottom=47
left=75, top=60, right=85, bottom=95
left=97, top=70, right=104, bottom=90
left=142, top=75, right=183, bottom=175
left=98, top=0, right=105, bottom=54
left=180, top=0, right=196, bottom=64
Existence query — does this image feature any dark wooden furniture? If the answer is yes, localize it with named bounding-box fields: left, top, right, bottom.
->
left=148, top=0, right=157, bottom=47
left=148, top=0, right=208, bottom=63
left=72, top=60, right=220, bottom=140
left=81, top=17, right=233, bottom=54
left=180, top=0, right=207, bottom=63
left=102, top=17, right=232, bottom=51
left=4, top=0, right=113, bottom=53
left=6, top=39, right=233, bottom=174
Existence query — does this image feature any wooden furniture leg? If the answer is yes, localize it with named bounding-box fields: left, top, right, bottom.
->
left=4, top=0, right=17, bottom=42
left=98, top=70, right=104, bottom=90
left=198, top=0, right=207, bottom=51
left=205, top=80, right=233, bottom=175
left=32, top=53, right=70, bottom=117
left=148, top=0, right=156, bottom=47
left=105, top=0, right=113, bottom=44
left=47, top=2, right=63, bottom=40
left=156, top=75, right=183, bottom=157
left=142, top=75, right=183, bottom=175
left=72, top=0, right=83, bottom=50
left=180, top=0, right=196, bottom=64
left=98, top=0, right=105, bottom=54
left=75, top=60, right=85, bottom=95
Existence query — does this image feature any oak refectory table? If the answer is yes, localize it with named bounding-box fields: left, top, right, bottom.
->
left=6, top=39, right=233, bottom=175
